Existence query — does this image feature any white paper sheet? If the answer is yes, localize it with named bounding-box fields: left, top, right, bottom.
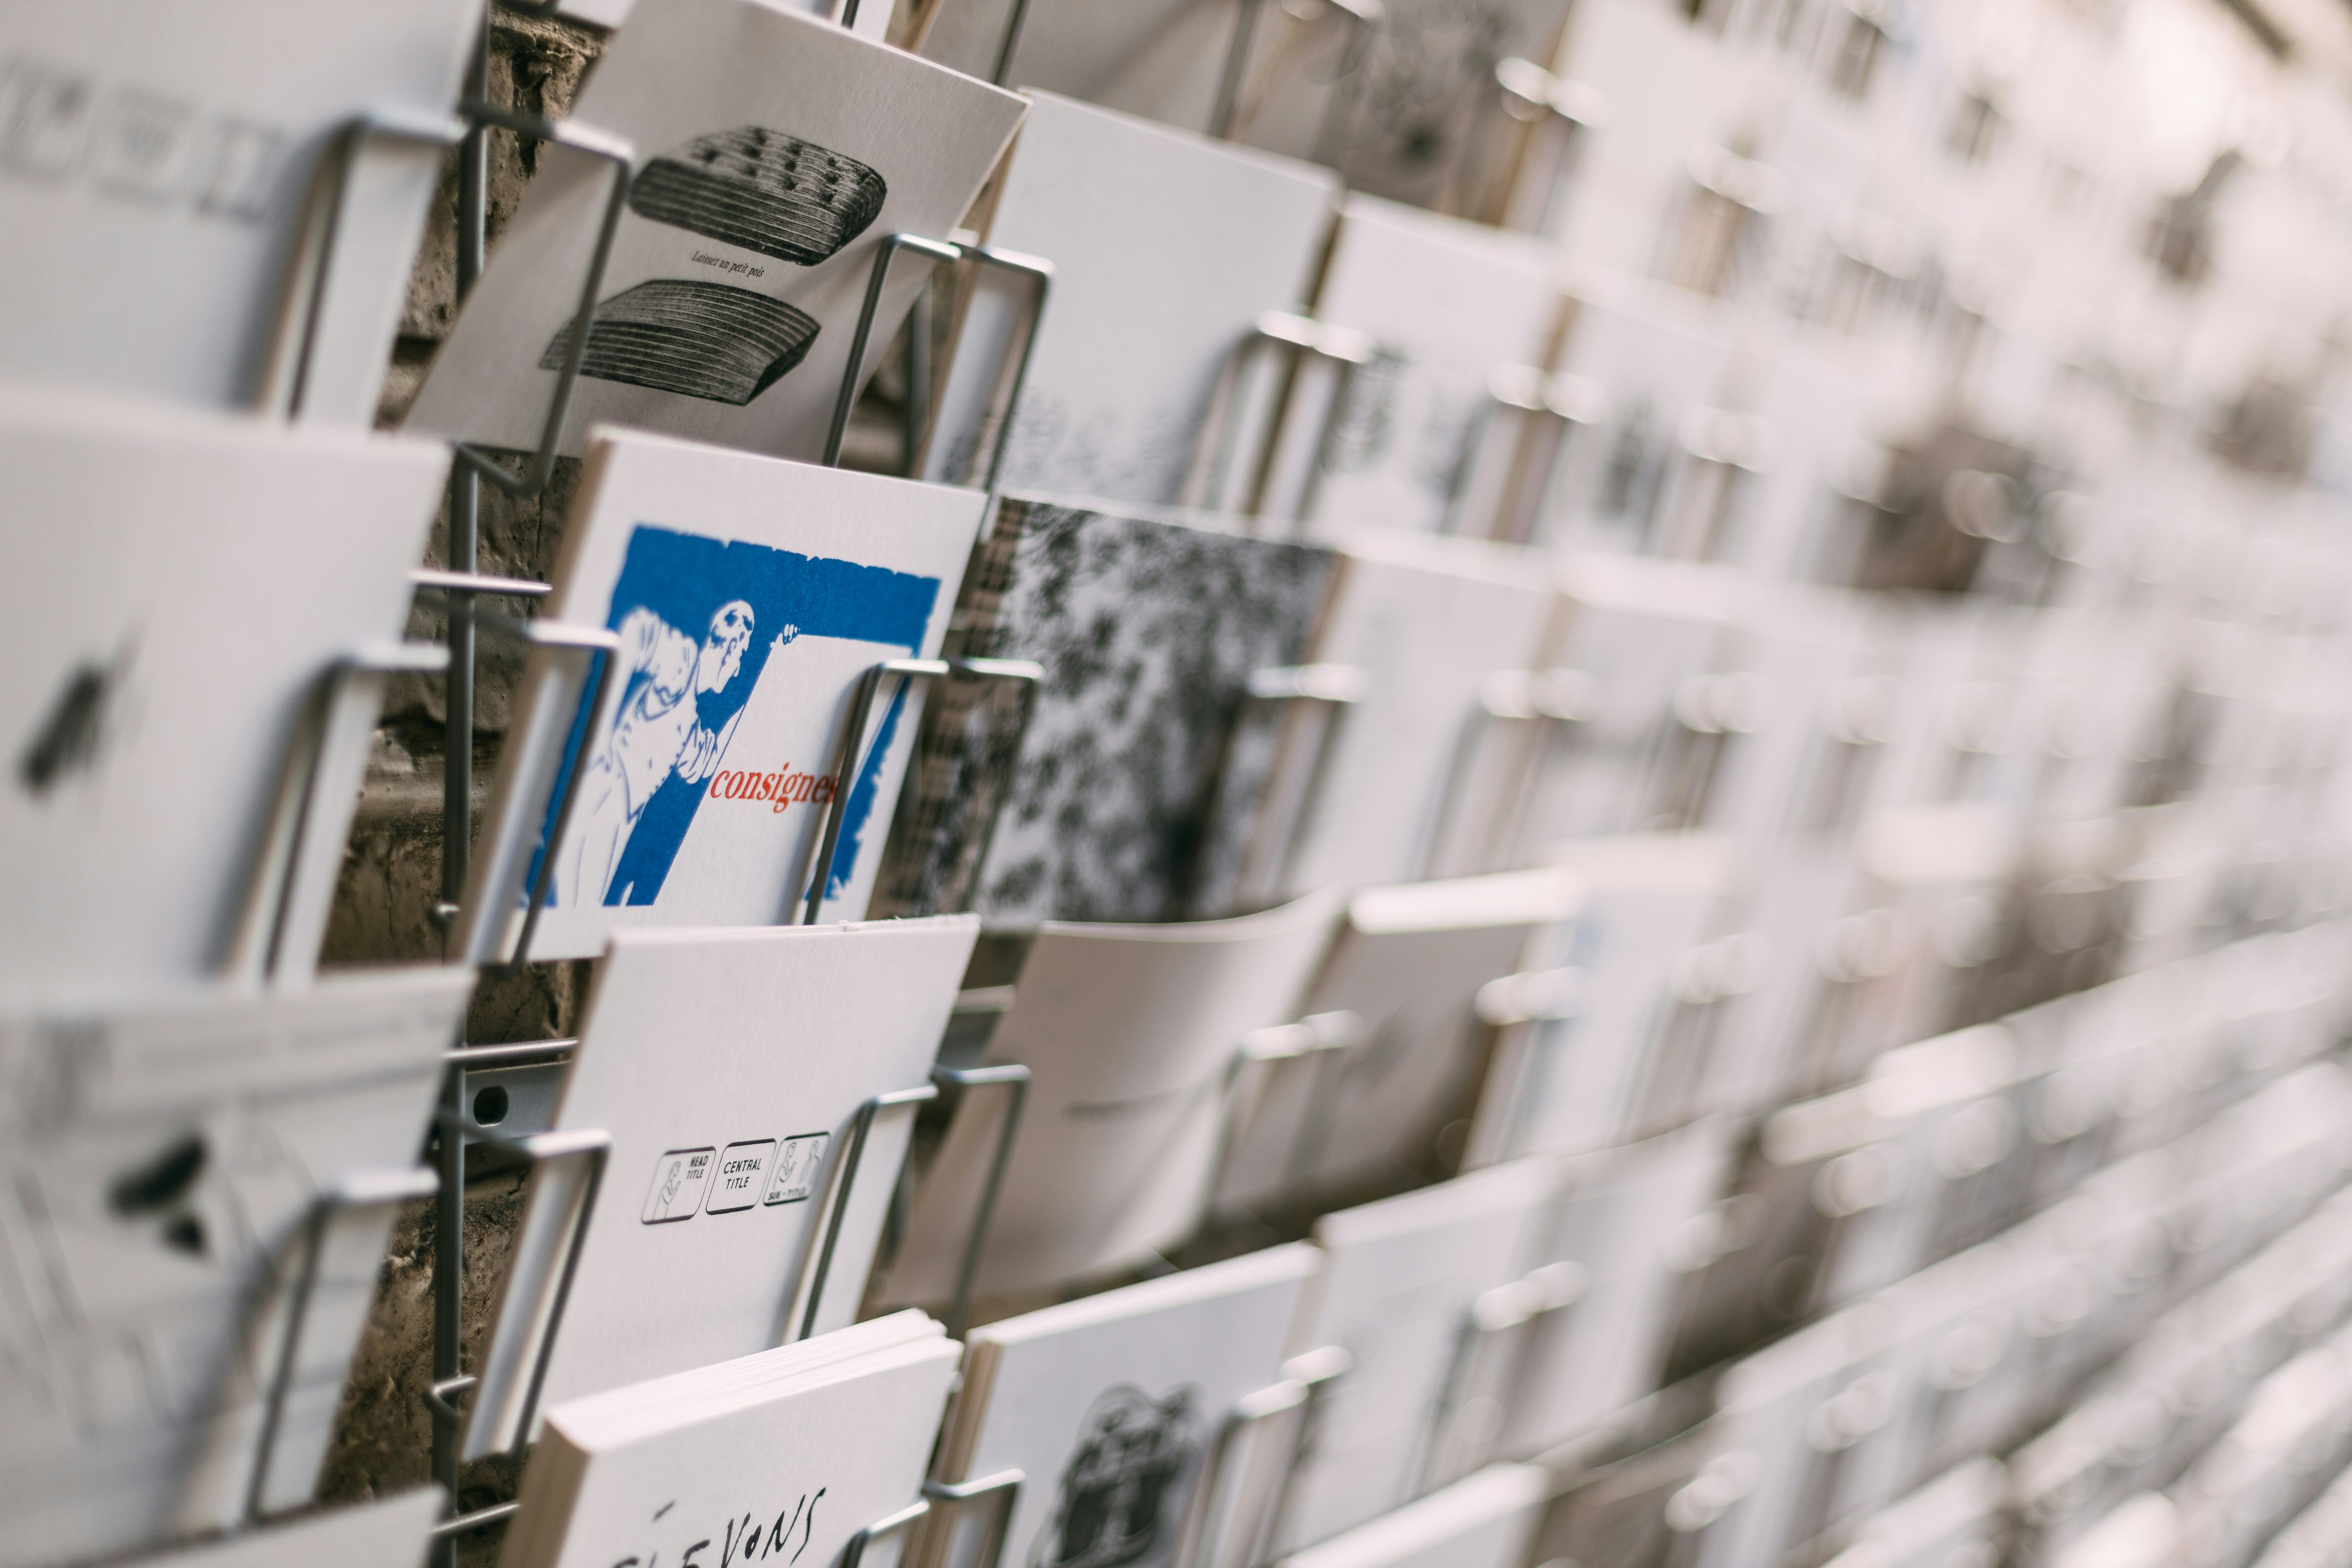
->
left=921, top=91, right=1336, bottom=506
left=464, top=918, right=975, bottom=1455
left=0, top=387, right=447, bottom=990
left=0, top=0, right=480, bottom=419
left=453, top=429, right=983, bottom=964
left=1276, top=1161, right=1557, bottom=1550
left=1252, top=532, right=1558, bottom=899
left=0, top=970, right=469, bottom=1568
left=878, top=890, right=1341, bottom=1304
left=407, top=0, right=1024, bottom=460
left=924, top=1245, right=1316, bottom=1568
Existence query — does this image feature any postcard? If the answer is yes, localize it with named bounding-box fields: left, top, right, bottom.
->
left=1275, top=1161, right=1558, bottom=1550
left=0, top=0, right=480, bottom=418
left=1235, top=531, right=1557, bottom=903
left=1281, top=197, right=1559, bottom=536
left=0, top=969, right=469, bottom=1568
left=1218, top=867, right=1582, bottom=1213
left=408, top=0, right=1025, bottom=459
left=921, top=91, right=1336, bottom=506
left=877, top=496, right=1337, bottom=924
left=452, top=429, right=983, bottom=964
left=0, top=387, right=446, bottom=989
left=1500, top=1118, right=1732, bottom=1455
left=462, top=917, right=975, bottom=1456
left=1539, top=283, right=1733, bottom=556
left=921, top=1244, right=1316, bottom=1568
left=876, top=890, right=1340, bottom=1306
left=502, top=1312, right=960, bottom=1568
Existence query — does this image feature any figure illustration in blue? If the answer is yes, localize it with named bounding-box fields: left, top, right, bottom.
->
left=532, top=523, right=943, bottom=911
left=560, top=599, right=799, bottom=906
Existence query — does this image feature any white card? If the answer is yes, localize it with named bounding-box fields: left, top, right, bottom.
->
left=465, top=917, right=975, bottom=1454
left=408, top=0, right=1024, bottom=460
left=925, top=1245, right=1316, bottom=1568
left=922, top=91, right=1336, bottom=506
left=1257, top=532, right=1558, bottom=899
left=1277, top=1161, right=1557, bottom=1550
left=1274, top=1464, right=1548, bottom=1568
left=0, top=0, right=480, bottom=418
left=506, top=1315, right=961, bottom=1568
left=1499, top=1118, right=1731, bottom=1454
left=879, top=890, right=1341, bottom=1305
left=0, top=971, right=469, bottom=1568
left=1540, top=282, right=1732, bottom=557
left=454, top=429, right=983, bottom=964
left=0, top=387, right=446, bottom=990
left=1218, top=868, right=1581, bottom=1211
left=1291, top=196, right=1559, bottom=535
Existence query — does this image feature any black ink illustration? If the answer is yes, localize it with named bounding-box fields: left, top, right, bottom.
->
left=631, top=127, right=886, bottom=265
left=19, top=641, right=132, bottom=795
left=541, top=279, right=820, bottom=404
left=1032, top=1385, right=1200, bottom=1568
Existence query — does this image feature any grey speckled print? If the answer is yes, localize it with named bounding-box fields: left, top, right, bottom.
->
left=872, top=498, right=1335, bottom=923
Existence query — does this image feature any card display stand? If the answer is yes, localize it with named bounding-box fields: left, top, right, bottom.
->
left=820, top=231, right=1056, bottom=512
left=245, top=1166, right=443, bottom=1527
left=922, top=1468, right=1027, bottom=1568
left=839, top=1496, right=933, bottom=1568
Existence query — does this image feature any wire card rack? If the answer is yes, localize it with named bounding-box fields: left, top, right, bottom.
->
left=226, top=5, right=1598, bottom=1561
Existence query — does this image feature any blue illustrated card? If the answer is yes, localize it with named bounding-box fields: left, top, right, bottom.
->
left=458, top=433, right=982, bottom=962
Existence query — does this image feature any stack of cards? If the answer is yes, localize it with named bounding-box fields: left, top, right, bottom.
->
left=501, top=1312, right=960, bottom=1568
left=880, top=891, right=1339, bottom=1306
left=1238, top=531, right=1558, bottom=902
left=0, top=0, right=482, bottom=419
left=1274, top=1160, right=1557, bottom=1552
left=921, top=91, right=1337, bottom=506
left=1218, top=867, right=1582, bottom=1212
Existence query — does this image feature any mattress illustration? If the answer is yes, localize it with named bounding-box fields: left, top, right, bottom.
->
left=540, top=279, right=821, bottom=404
left=629, top=127, right=888, bottom=265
